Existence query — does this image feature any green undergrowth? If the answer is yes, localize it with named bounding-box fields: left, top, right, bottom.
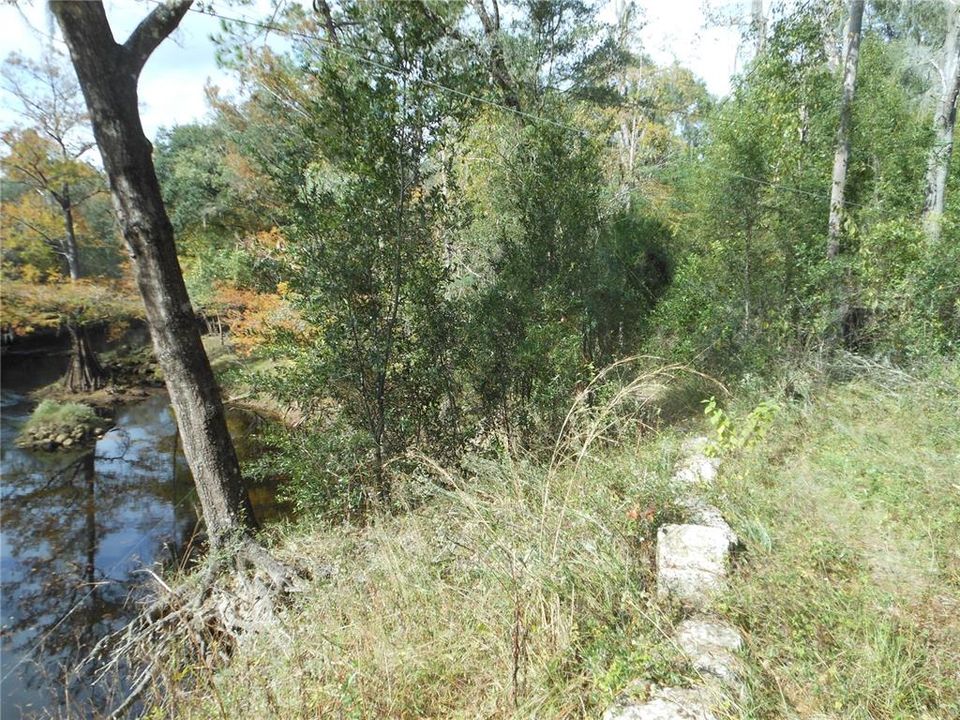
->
left=713, top=359, right=960, bottom=719
left=149, top=358, right=959, bottom=719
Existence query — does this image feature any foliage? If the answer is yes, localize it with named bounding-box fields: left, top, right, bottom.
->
left=647, top=6, right=951, bottom=373
left=0, top=277, right=142, bottom=335
left=23, top=399, right=99, bottom=434
left=203, top=280, right=307, bottom=357
left=155, top=0, right=959, bottom=517
left=702, top=395, right=779, bottom=454
left=1, top=51, right=122, bottom=280
left=856, top=217, right=960, bottom=357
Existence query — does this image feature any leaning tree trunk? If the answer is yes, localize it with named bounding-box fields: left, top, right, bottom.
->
left=62, top=323, right=106, bottom=393
left=827, top=0, right=864, bottom=259
left=52, top=0, right=257, bottom=547
left=922, top=2, right=960, bottom=244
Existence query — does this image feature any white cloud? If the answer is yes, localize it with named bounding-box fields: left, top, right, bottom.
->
left=0, top=0, right=245, bottom=140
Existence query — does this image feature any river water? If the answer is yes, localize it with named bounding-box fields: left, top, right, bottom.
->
left=0, top=349, right=277, bottom=718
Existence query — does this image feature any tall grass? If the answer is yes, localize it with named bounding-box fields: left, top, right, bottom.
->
left=715, top=359, right=960, bottom=719
left=146, top=359, right=718, bottom=718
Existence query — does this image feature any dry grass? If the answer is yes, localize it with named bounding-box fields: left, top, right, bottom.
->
left=148, top=443, right=698, bottom=719
left=139, top=357, right=960, bottom=719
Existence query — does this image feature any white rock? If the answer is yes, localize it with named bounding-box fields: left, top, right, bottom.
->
left=682, top=502, right=739, bottom=548
left=656, top=524, right=729, bottom=608
left=602, top=686, right=719, bottom=720
left=672, top=454, right=719, bottom=486
left=676, top=618, right=743, bottom=685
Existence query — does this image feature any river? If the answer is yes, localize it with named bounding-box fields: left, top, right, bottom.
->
left=0, top=347, right=279, bottom=718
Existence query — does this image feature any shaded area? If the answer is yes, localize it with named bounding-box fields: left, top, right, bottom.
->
left=0, top=352, right=279, bottom=718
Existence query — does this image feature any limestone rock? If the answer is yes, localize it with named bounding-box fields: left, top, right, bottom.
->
left=602, top=686, right=719, bottom=720
left=673, top=456, right=719, bottom=486
left=682, top=502, right=739, bottom=548
left=656, top=524, right=729, bottom=608
left=676, top=617, right=743, bottom=685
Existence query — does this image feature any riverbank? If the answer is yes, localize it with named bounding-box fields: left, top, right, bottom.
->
left=0, top=340, right=285, bottom=717
left=202, top=336, right=303, bottom=426
left=142, top=359, right=960, bottom=719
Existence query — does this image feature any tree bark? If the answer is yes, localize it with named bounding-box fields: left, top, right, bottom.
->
left=922, top=2, right=960, bottom=244
left=471, top=0, right=522, bottom=111
left=827, top=0, right=864, bottom=259
left=752, top=0, right=767, bottom=55
left=63, top=323, right=106, bottom=393
left=60, top=183, right=81, bottom=281
left=51, top=0, right=257, bottom=547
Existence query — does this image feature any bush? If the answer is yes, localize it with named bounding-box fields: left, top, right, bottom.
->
left=24, top=399, right=99, bottom=433
left=857, top=218, right=960, bottom=358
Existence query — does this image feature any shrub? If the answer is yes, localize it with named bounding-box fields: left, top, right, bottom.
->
left=24, top=399, right=99, bottom=432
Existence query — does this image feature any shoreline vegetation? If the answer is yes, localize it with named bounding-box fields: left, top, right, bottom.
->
left=3, top=0, right=959, bottom=716
left=14, top=333, right=295, bottom=452
left=139, top=357, right=960, bottom=720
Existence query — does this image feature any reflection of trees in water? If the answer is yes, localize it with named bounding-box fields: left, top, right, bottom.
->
left=0, top=426, right=201, bottom=712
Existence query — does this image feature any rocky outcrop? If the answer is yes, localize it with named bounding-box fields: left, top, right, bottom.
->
left=603, top=438, right=746, bottom=720
left=17, top=419, right=112, bottom=451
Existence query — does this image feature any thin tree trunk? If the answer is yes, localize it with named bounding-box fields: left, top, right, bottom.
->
left=63, top=323, right=106, bottom=393
left=922, top=2, right=960, bottom=243
left=52, top=0, right=257, bottom=547
left=827, top=0, right=864, bottom=259
left=752, top=0, right=767, bottom=55
left=60, top=183, right=81, bottom=281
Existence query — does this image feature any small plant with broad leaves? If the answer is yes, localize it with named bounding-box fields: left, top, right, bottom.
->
left=702, top=396, right=779, bottom=455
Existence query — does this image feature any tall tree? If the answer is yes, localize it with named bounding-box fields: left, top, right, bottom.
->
left=50, top=0, right=257, bottom=548
left=827, top=0, right=865, bottom=258
left=1, top=52, right=101, bottom=280
left=471, top=0, right=522, bottom=110
left=922, top=0, right=960, bottom=243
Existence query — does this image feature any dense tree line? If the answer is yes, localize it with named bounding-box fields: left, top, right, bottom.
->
left=148, top=0, right=958, bottom=517
left=4, top=0, right=957, bottom=526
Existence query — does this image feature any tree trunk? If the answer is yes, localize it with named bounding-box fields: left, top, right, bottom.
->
left=471, top=0, right=522, bottom=111
left=752, top=0, right=767, bottom=55
left=60, top=183, right=81, bottom=281
left=52, top=0, right=257, bottom=547
left=827, top=0, right=864, bottom=259
left=63, top=323, right=106, bottom=393
left=922, top=2, right=960, bottom=244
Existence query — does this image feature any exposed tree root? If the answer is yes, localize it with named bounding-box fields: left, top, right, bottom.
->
left=81, top=538, right=317, bottom=718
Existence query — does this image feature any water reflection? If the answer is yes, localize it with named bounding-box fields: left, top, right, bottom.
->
left=0, top=376, right=279, bottom=718
left=1, top=392, right=204, bottom=716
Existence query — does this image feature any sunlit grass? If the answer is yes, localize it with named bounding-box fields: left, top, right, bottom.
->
left=716, top=361, right=960, bottom=719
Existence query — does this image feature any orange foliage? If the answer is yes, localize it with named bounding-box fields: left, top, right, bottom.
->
left=0, top=277, right=142, bottom=336
left=208, top=281, right=306, bottom=356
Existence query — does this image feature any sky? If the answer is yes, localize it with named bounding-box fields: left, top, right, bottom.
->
left=0, top=0, right=749, bottom=143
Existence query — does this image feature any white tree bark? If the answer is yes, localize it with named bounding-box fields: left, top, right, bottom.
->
left=922, top=1, right=960, bottom=244
left=827, top=0, right=865, bottom=259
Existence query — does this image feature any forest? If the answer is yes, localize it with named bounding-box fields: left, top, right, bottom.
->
left=0, top=0, right=958, bottom=718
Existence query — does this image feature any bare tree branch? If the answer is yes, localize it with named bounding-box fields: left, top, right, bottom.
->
left=123, top=0, right=194, bottom=77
